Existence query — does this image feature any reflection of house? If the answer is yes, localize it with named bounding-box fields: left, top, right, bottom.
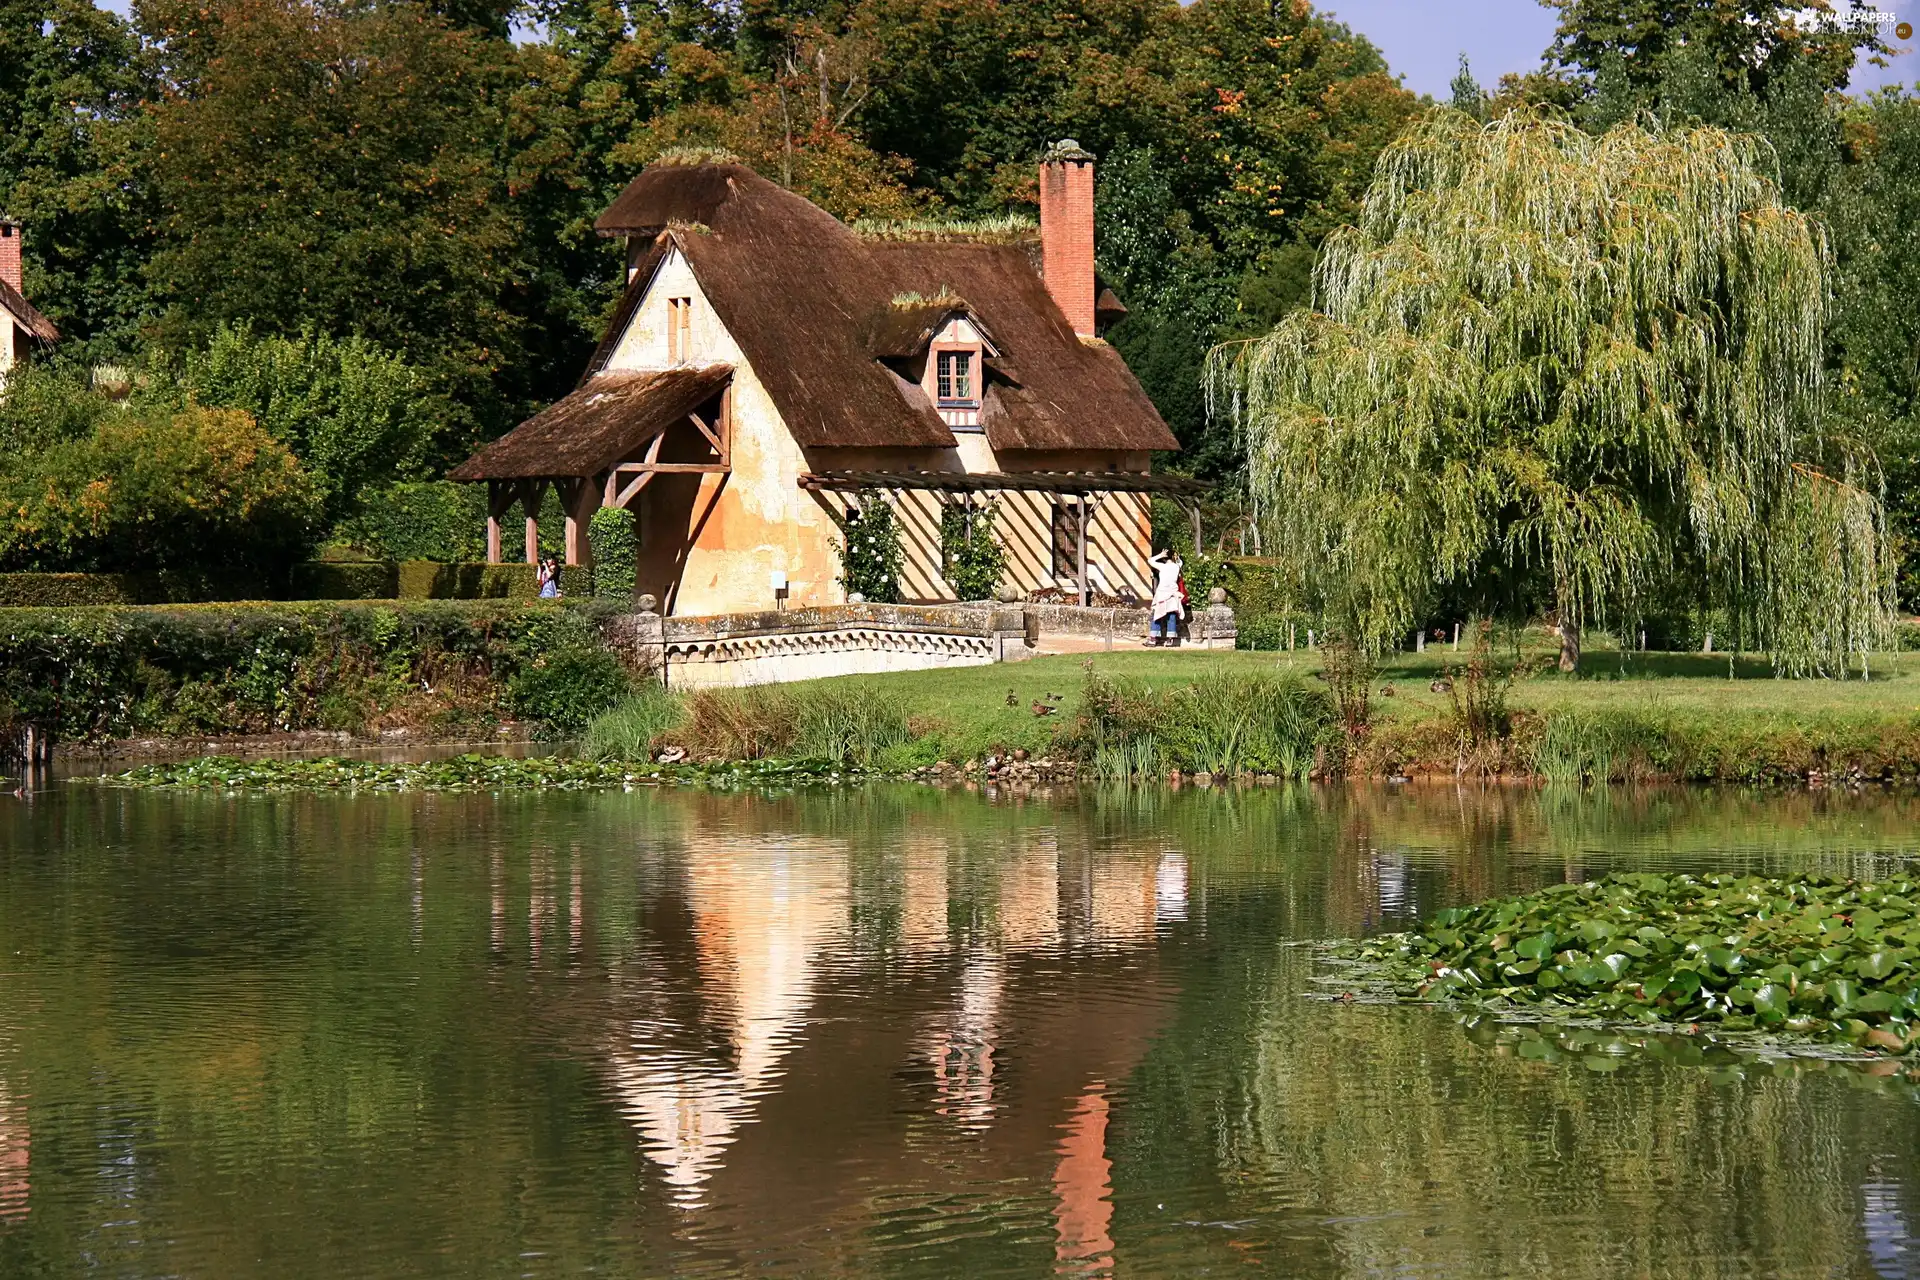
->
left=605, top=835, right=847, bottom=1205
left=451, top=145, right=1200, bottom=615
left=0, top=1079, right=26, bottom=1221
left=601, top=828, right=1184, bottom=1254
left=0, top=220, right=58, bottom=387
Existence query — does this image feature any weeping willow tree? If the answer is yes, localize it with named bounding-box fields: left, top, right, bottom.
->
left=1208, top=110, right=1894, bottom=674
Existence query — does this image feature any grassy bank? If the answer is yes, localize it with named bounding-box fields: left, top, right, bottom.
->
left=579, top=638, right=1920, bottom=785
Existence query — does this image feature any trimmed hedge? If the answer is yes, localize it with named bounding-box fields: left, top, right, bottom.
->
left=396, top=560, right=544, bottom=600
left=0, top=598, right=630, bottom=741
left=0, top=571, right=272, bottom=607
left=291, top=561, right=398, bottom=600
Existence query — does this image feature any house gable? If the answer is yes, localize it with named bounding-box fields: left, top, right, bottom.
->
left=603, top=244, right=743, bottom=374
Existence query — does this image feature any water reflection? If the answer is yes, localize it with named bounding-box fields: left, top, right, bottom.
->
left=0, top=782, right=1918, bottom=1277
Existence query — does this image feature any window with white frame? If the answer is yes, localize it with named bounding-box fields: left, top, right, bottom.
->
left=935, top=350, right=975, bottom=405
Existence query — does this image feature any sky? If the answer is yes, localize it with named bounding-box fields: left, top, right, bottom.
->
left=1325, top=0, right=1918, bottom=99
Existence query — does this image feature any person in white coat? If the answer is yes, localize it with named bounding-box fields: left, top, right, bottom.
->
left=1148, top=549, right=1184, bottom=646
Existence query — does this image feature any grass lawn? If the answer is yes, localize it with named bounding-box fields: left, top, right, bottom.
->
left=834, top=634, right=1920, bottom=772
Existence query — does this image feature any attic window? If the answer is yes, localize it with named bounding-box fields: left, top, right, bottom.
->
left=936, top=350, right=975, bottom=405
left=667, top=296, right=693, bottom=363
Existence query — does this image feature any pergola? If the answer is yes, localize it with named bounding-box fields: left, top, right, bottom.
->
left=798, top=469, right=1212, bottom=607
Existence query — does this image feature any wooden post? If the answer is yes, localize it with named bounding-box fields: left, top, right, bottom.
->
left=562, top=478, right=597, bottom=568
left=518, top=479, right=546, bottom=564
left=485, top=481, right=509, bottom=564
left=1076, top=495, right=1090, bottom=608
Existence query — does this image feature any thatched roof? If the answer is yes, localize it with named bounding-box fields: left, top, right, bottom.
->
left=0, top=278, right=58, bottom=344
left=867, top=241, right=1176, bottom=452
left=587, top=163, right=1174, bottom=452
left=449, top=365, right=731, bottom=481
left=590, top=163, right=956, bottom=450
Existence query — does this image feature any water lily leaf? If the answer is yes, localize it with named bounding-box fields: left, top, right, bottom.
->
left=1751, top=984, right=1789, bottom=1020
left=1601, top=953, right=1631, bottom=979
left=1856, top=950, right=1901, bottom=981
left=1515, top=932, right=1555, bottom=960
left=1704, top=948, right=1743, bottom=973
left=1865, top=1027, right=1906, bottom=1052
left=1828, top=978, right=1861, bottom=1009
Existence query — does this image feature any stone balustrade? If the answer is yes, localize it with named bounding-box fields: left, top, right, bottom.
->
left=605, top=593, right=1235, bottom=688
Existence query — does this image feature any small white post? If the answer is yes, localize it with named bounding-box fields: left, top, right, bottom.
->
left=1704, top=632, right=1713, bottom=654
left=1452, top=622, right=1460, bottom=651
left=1417, top=631, right=1425, bottom=653
left=1307, top=629, right=1315, bottom=649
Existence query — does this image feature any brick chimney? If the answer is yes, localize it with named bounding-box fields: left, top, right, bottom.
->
left=0, top=221, right=20, bottom=296
left=1039, top=140, right=1096, bottom=338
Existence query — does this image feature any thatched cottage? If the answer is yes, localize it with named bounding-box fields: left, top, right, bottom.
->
left=0, top=220, right=58, bottom=385
left=452, top=143, right=1199, bottom=615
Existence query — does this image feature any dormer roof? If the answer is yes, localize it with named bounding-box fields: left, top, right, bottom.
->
left=864, top=299, right=1000, bottom=360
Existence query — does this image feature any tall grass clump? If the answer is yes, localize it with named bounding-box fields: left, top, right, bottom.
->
left=1075, top=670, right=1331, bottom=779
left=678, top=680, right=910, bottom=767
left=1532, top=707, right=1673, bottom=785
left=580, top=683, right=685, bottom=760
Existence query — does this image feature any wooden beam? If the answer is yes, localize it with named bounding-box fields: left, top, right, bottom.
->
left=686, top=408, right=723, bottom=455
left=613, top=462, right=731, bottom=475
left=719, top=384, right=732, bottom=467
left=561, top=477, right=598, bottom=568
left=614, top=469, right=658, bottom=508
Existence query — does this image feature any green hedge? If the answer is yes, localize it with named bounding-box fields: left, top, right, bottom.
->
left=290, top=561, right=398, bottom=600
left=0, top=571, right=273, bottom=607
left=0, top=598, right=630, bottom=742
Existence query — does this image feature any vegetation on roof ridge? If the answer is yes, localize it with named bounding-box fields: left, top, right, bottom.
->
left=889, top=289, right=966, bottom=309
left=852, top=214, right=1037, bottom=243
left=648, top=146, right=745, bottom=168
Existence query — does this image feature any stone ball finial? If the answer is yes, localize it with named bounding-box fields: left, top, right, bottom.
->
left=636, top=593, right=659, bottom=614
left=996, top=584, right=1022, bottom=604
left=848, top=592, right=866, bottom=605
left=1209, top=587, right=1228, bottom=605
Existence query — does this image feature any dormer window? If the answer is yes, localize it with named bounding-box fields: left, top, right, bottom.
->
left=936, top=350, right=975, bottom=405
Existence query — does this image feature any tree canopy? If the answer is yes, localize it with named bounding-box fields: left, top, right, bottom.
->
left=1209, top=111, right=1896, bottom=674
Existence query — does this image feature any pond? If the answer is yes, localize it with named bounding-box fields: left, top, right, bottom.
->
left=1, top=780, right=1918, bottom=1278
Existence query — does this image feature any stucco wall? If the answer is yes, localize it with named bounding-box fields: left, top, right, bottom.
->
left=0, top=319, right=15, bottom=387
left=604, top=247, right=846, bottom=617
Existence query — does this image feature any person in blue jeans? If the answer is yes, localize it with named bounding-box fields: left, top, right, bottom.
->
left=537, top=556, right=561, bottom=598
left=1148, top=548, right=1184, bottom=646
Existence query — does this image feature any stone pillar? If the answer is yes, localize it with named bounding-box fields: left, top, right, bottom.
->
left=990, top=600, right=1034, bottom=663
left=611, top=595, right=668, bottom=685
left=1196, top=587, right=1237, bottom=650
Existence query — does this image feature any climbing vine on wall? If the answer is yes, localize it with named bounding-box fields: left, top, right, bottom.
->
left=836, top=491, right=904, bottom=603
left=939, top=500, right=1007, bottom=601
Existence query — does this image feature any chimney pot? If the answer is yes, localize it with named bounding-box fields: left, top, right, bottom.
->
left=0, top=221, right=20, bottom=297
left=1039, top=142, right=1096, bottom=338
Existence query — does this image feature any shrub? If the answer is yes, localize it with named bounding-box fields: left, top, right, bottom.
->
left=0, top=598, right=622, bottom=741
left=835, top=490, right=903, bottom=602
left=589, top=507, right=638, bottom=600
left=507, top=645, right=632, bottom=732
left=940, top=500, right=1006, bottom=601
left=675, top=680, right=910, bottom=766
left=580, top=684, right=686, bottom=760
left=0, top=405, right=319, bottom=577
left=333, top=481, right=485, bottom=562
left=0, top=571, right=272, bottom=606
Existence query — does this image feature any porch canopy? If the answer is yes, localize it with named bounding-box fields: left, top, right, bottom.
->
left=798, top=468, right=1213, bottom=606
left=450, top=364, right=733, bottom=565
